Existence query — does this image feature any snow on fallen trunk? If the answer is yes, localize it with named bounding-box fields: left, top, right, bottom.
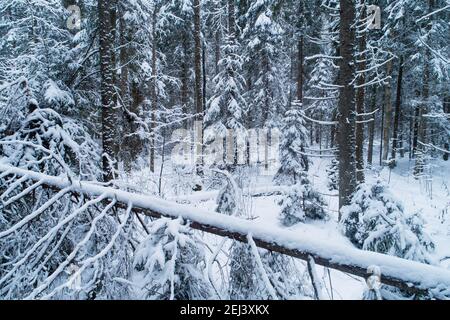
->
left=1, top=163, right=450, bottom=298
left=167, top=185, right=287, bottom=203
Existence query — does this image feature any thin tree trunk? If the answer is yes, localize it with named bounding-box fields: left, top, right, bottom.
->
left=414, top=0, right=433, bottom=174
left=193, top=0, right=204, bottom=175
left=150, top=6, right=158, bottom=173
left=391, top=56, right=404, bottom=166
left=412, top=91, right=420, bottom=158
left=202, top=42, right=207, bottom=114
left=98, top=0, right=117, bottom=181
left=297, top=36, right=304, bottom=103
left=367, top=86, right=376, bottom=167
left=355, top=11, right=367, bottom=183
left=181, top=37, right=189, bottom=129
left=119, top=14, right=131, bottom=172
left=338, top=0, right=357, bottom=213
left=215, top=31, right=221, bottom=75
left=382, top=60, right=393, bottom=163
left=414, top=52, right=430, bottom=175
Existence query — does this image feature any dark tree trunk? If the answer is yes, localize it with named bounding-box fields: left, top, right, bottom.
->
left=193, top=0, right=204, bottom=174
left=355, top=11, right=367, bottom=183
left=181, top=37, right=189, bottom=129
left=412, top=91, right=420, bottom=158
left=391, top=56, right=404, bottom=166
left=98, top=0, right=117, bottom=181
left=297, top=36, right=304, bottom=103
left=150, top=6, right=158, bottom=173
left=202, top=42, right=207, bottom=113
left=215, top=31, right=221, bottom=76
left=119, top=14, right=130, bottom=172
left=367, top=86, right=376, bottom=167
left=382, top=60, right=393, bottom=163
left=338, top=0, right=357, bottom=213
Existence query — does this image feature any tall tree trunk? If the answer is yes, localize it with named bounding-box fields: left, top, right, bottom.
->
left=181, top=37, right=189, bottom=129
left=414, top=0, right=433, bottom=174
left=391, top=56, right=404, bottom=166
left=119, top=14, right=131, bottom=172
left=98, top=0, right=117, bottom=182
left=412, top=90, right=420, bottom=158
left=382, top=59, right=393, bottom=163
left=297, top=36, right=304, bottom=103
left=355, top=10, right=367, bottom=183
left=367, top=86, right=376, bottom=167
left=193, top=0, right=204, bottom=174
left=215, top=31, right=221, bottom=76
left=338, top=0, right=357, bottom=213
left=414, top=52, right=430, bottom=175
left=150, top=6, right=158, bottom=173
left=202, top=42, right=207, bottom=113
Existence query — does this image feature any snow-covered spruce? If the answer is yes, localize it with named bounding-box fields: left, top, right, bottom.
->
left=204, top=28, right=247, bottom=166
left=214, top=171, right=260, bottom=299
left=133, top=217, right=213, bottom=300
left=341, top=180, right=436, bottom=299
left=326, top=158, right=339, bottom=191
left=341, top=180, right=435, bottom=262
left=0, top=84, right=100, bottom=179
left=0, top=91, right=130, bottom=299
left=278, top=180, right=328, bottom=226
left=273, top=103, right=310, bottom=184
left=215, top=170, right=305, bottom=299
left=274, top=103, right=327, bottom=226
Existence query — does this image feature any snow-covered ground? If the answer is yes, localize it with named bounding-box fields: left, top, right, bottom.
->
left=122, top=150, right=450, bottom=300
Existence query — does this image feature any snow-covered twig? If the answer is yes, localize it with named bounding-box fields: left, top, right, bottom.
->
left=247, top=234, right=278, bottom=300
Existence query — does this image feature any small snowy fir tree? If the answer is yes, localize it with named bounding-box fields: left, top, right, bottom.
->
left=214, top=171, right=262, bottom=299
left=273, top=102, right=310, bottom=185
left=204, top=34, right=246, bottom=153
left=341, top=180, right=436, bottom=299
left=341, top=180, right=434, bottom=261
left=326, top=158, right=339, bottom=191
left=133, top=217, right=213, bottom=300
left=274, top=102, right=327, bottom=226
left=215, top=170, right=305, bottom=299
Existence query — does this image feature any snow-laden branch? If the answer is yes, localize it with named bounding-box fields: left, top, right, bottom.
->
left=418, top=141, right=450, bottom=154
left=1, top=164, right=450, bottom=298
left=0, top=187, right=71, bottom=239
left=416, top=4, right=450, bottom=23
left=248, top=234, right=278, bottom=300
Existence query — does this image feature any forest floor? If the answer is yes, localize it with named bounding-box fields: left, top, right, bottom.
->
left=125, top=149, right=450, bottom=300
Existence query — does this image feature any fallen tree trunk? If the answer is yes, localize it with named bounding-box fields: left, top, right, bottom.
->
left=1, top=164, right=449, bottom=298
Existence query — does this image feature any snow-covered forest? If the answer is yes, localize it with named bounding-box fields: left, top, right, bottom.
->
left=0, top=0, right=449, bottom=301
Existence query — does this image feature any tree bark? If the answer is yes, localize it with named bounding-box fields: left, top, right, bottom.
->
left=181, top=37, right=189, bottom=129
left=414, top=0, right=433, bottom=174
left=367, top=86, right=376, bottom=167
left=382, top=60, right=393, bottom=163
left=297, top=36, right=304, bottom=103
left=98, top=0, right=117, bottom=181
left=338, top=0, right=357, bottom=213
left=391, top=56, right=404, bottom=166
left=150, top=6, right=158, bottom=173
left=355, top=11, right=367, bottom=183
left=412, top=90, right=420, bottom=158
left=193, top=0, right=204, bottom=175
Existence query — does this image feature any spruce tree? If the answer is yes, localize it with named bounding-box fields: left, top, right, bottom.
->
left=274, top=102, right=327, bottom=226
left=133, top=217, right=213, bottom=300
